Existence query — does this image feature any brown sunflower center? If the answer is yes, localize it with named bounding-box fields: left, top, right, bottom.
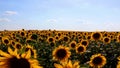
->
left=12, top=42, right=15, bottom=45
left=16, top=44, right=21, bottom=49
left=87, top=36, right=91, bottom=39
left=71, top=43, right=76, bottom=48
left=92, top=56, right=102, bottom=65
left=104, top=38, right=109, bottom=42
left=77, top=46, right=84, bottom=52
left=4, top=39, right=9, bottom=44
left=55, top=37, right=59, bottom=40
left=49, top=38, right=53, bottom=42
left=21, top=32, right=25, bottom=36
left=93, top=33, right=101, bottom=40
left=82, top=41, right=87, bottom=46
left=63, top=37, right=68, bottom=42
left=9, top=57, right=30, bottom=68
left=56, top=49, right=67, bottom=59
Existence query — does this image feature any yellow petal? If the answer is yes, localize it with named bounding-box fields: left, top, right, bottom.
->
left=0, top=50, right=12, bottom=58
left=29, top=59, right=39, bottom=64
left=67, top=60, right=72, bottom=67
left=13, top=48, right=18, bottom=56
left=21, top=53, right=26, bottom=58
left=0, top=57, right=7, bottom=61
left=54, top=63, right=63, bottom=68
left=33, top=50, right=37, bottom=58
left=8, top=47, right=14, bottom=55
left=73, top=61, right=80, bottom=68
left=25, top=50, right=31, bottom=59
left=0, top=62, right=6, bottom=65
left=32, top=65, right=43, bottom=68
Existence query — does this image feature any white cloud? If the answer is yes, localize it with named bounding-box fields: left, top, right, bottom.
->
left=3, top=11, right=18, bottom=16
left=0, top=18, right=11, bottom=22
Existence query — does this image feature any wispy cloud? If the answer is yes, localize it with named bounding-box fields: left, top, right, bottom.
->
left=0, top=18, right=11, bottom=22
left=3, top=11, right=18, bottom=16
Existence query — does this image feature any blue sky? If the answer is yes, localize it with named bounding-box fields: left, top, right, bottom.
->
left=0, top=0, right=120, bottom=31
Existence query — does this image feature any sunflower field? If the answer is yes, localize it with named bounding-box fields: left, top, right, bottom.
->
left=1, top=29, right=120, bottom=68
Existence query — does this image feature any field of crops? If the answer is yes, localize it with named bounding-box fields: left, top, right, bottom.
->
left=0, top=29, right=120, bottom=68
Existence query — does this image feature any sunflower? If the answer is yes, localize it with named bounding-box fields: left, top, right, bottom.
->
left=0, top=47, right=42, bottom=68
left=10, top=40, right=15, bottom=46
left=54, top=35, right=61, bottom=41
left=19, top=31, right=26, bottom=37
left=89, top=54, right=106, bottom=68
left=2, top=37, right=10, bottom=45
left=103, top=37, right=111, bottom=44
left=80, top=40, right=89, bottom=47
left=47, top=37, right=55, bottom=43
left=76, top=45, right=86, bottom=54
left=91, top=32, right=102, bottom=41
left=29, top=34, right=38, bottom=40
left=52, top=45, right=71, bottom=62
left=14, top=42, right=22, bottom=50
left=62, top=36, right=70, bottom=43
left=25, top=45, right=37, bottom=58
left=117, top=34, right=120, bottom=42
left=86, top=35, right=91, bottom=40
left=69, top=41, right=77, bottom=49
left=54, top=60, right=80, bottom=68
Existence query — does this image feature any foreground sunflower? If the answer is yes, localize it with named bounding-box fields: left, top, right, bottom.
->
left=52, top=45, right=71, bottom=62
left=54, top=60, right=80, bottom=68
left=89, top=54, right=106, bottom=68
left=0, top=47, right=42, bottom=68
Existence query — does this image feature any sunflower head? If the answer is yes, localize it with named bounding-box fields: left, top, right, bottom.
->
left=76, top=45, right=86, bottom=54
left=47, top=37, right=55, bottom=43
left=62, top=36, right=70, bottom=43
left=69, top=41, right=77, bottom=49
left=10, top=40, right=15, bottom=46
left=7, top=57, right=30, bottom=68
left=19, top=31, right=26, bottom=37
left=0, top=47, right=43, bottom=68
left=2, top=37, right=10, bottom=45
left=81, top=40, right=89, bottom=47
left=52, top=45, right=71, bottom=62
left=87, top=35, right=91, bottom=40
left=103, top=37, right=111, bottom=44
left=14, top=42, right=22, bottom=50
left=92, top=32, right=102, bottom=41
left=89, top=54, right=106, bottom=68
